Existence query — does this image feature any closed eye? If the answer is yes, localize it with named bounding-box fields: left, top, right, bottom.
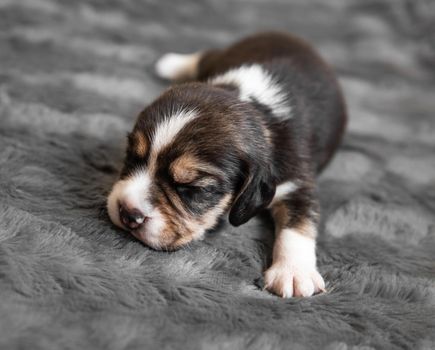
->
left=174, top=175, right=217, bottom=188
left=174, top=183, right=203, bottom=200
left=174, top=177, right=219, bottom=198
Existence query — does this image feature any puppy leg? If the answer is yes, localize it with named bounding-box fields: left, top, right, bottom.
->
left=264, top=187, right=325, bottom=298
left=155, top=52, right=202, bottom=81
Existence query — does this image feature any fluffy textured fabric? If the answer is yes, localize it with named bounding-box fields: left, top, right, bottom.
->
left=1, top=0, right=434, bottom=349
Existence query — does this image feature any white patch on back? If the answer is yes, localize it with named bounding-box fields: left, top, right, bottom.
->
left=210, top=64, right=292, bottom=119
left=151, top=109, right=198, bottom=155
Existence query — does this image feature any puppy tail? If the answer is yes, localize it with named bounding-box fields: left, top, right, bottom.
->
left=154, top=52, right=202, bottom=82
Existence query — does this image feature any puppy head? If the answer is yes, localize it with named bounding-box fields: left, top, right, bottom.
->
left=107, top=83, right=275, bottom=250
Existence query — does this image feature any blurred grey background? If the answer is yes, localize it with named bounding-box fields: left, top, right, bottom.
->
left=0, top=0, right=434, bottom=349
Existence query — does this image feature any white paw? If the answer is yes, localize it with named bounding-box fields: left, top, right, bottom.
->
left=154, top=52, right=199, bottom=81
left=264, top=263, right=325, bottom=298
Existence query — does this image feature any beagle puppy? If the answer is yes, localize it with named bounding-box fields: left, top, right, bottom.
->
left=107, top=32, right=347, bottom=298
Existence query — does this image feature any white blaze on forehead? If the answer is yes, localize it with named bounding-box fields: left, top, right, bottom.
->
left=210, top=64, right=292, bottom=120
left=151, top=108, right=198, bottom=155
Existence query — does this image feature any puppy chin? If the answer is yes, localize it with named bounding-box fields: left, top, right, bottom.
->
left=130, top=229, right=165, bottom=250
left=133, top=224, right=205, bottom=251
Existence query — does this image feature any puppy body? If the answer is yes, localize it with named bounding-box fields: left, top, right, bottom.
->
left=108, top=32, right=346, bottom=298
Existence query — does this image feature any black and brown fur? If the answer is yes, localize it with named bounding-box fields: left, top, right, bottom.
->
left=111, top=32, right=347, bottom=296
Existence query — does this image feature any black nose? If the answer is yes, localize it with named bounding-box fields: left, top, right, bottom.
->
left=119, top=205, right=146, bottom=229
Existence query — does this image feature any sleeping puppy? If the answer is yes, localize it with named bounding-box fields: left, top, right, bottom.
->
left=107, top=32, right=347, bottom=298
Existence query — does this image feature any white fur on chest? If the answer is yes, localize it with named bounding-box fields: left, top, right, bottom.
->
left=210, top=64, right=292, bottom=120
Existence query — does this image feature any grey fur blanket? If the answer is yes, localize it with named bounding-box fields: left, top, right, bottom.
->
left=0, top=0, right=434, bottom=349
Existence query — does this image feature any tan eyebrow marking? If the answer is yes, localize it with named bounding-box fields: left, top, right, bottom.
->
left=169, top=154, right=223, bottom=184
left=133, top=130, right=148, bottom=157
left=170, top=154, right=199, bottom=184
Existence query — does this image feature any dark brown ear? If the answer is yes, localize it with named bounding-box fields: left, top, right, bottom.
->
left=228, top=163, right=276, bottom=227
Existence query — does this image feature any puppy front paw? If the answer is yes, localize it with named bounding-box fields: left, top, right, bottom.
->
left=264, top=263, right=325, bottom=298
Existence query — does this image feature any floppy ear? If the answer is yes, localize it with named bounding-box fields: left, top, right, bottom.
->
left=229, top=163, right=276, bottom=227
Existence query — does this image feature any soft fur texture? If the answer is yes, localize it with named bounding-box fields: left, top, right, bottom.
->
left=0, top=0, right=434, bottom=349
